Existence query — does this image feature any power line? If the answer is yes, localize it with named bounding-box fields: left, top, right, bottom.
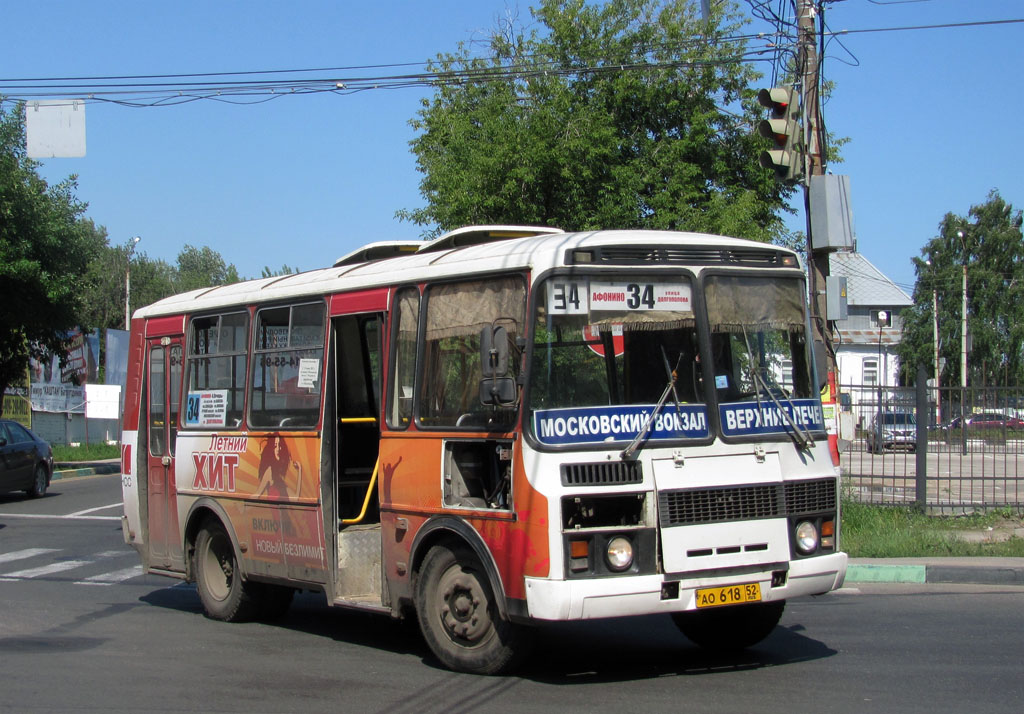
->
left=825, top=17, right=1024, bottom=36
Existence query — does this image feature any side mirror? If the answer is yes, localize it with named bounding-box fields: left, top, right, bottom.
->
left=480, top=325, right=509, bottom=378
left=480, top=325, right=517, bottom=406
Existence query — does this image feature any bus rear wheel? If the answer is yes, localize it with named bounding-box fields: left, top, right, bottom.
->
left=194, top=520, right=260, bottom=622
left=415, top=543, right=531, bottom=675
left=672, top=600, right=785, bottom=652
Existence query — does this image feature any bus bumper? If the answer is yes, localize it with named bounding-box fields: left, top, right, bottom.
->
left=523, top=552, right=848, bottom=621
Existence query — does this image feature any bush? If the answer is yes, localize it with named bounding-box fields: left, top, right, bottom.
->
left=52, top=442, right=120, bottom=462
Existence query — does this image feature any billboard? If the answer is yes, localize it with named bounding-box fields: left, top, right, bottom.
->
left=29, top=328, right=100, bottom=413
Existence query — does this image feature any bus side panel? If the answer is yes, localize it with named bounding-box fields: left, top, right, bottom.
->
left=378, top=435, right=549, bottom=604
left=475, top=441, right=550, bottom=600
left=176, top=431, right=329, bottom=584
left=121, top=318, right=148, bottom=548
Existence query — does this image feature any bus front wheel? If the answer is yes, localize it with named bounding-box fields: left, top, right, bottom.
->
left=672, top=600, right=785, bottom=652
left=415, top=543, right=531, bottom=675
left=194, top=520, right=260, bottom=622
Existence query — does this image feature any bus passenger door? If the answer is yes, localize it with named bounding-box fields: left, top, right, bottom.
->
left=146, top=337, right=184, bottom=570
left=327, top=287, right=388, bottom=604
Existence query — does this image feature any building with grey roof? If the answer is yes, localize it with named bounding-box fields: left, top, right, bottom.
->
left=829, top=250, right=914, bottom=390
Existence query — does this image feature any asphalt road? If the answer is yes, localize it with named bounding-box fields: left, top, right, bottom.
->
left=1, top=474, right=1022, bottom=714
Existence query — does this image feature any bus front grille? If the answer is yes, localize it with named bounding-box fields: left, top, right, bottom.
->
left=659, top=478, right=836, bottom=528
left=562, top=461, right=643, bottom=486
left=784, top=477, right=837, bottom=514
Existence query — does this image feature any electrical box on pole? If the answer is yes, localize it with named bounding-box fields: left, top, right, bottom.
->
left=826, top=276, right=848, bottom=321
left=810, top=175, right=855, bottom=251
left=756, top=86, right=804, bottom=185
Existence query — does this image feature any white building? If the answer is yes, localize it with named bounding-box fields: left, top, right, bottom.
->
left=829, top=250, right=913, bottom=388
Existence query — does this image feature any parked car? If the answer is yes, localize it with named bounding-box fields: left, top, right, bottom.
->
left=0, top=420, right=53, bottom=498
left=939, top=412, right=1024, bottom=431
left=866, top=411, right=917, bottom=453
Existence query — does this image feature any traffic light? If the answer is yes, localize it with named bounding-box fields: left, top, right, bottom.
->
left=757, top=86, right=804, bottom=185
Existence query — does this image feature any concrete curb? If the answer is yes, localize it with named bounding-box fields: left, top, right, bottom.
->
left=847, top=558, right=1024, bottom=586
left=52, top=460, right=120, bottom=480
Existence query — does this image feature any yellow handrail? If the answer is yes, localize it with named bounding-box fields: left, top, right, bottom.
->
left=340, top=459, right=379, bottom=525
left=340, top=417, right=377, bottom=424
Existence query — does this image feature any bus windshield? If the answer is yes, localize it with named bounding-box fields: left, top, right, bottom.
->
left=529, top=275, right=708, bottom=446
left=528, top=273, right=819, bottom=446
left=704, top=275, right=813, bottom=403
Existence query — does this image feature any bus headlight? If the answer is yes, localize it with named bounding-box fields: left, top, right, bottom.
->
left=795, top=521, right=819, bottom=555
left=606, top=536, right=634, bottom=571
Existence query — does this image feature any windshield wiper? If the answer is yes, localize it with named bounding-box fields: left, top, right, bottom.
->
left=620, top=349, right=683, bottom=460
left=739, top=325, right=813, bottom=451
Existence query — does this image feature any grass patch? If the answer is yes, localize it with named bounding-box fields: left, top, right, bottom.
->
left=841, top=500, right=1024, bottom=557
left=52, top=442, right=120, bottom=462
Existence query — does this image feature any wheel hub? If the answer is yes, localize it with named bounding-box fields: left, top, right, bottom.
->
left=438, top=568, right=491, bottom=644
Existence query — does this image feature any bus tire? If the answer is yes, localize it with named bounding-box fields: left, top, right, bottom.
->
left=672, top=600, right=785, bottom=652
left=194, top=519, right=260, bottom=622
left=415, top=543, right=531, bottom=675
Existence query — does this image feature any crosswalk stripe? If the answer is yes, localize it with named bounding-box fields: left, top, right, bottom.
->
left=75, top=565, right=144, bottom=586
left=0, top=548, right=60, bottom=565
left=2, top=559, right=94, bottom=579
left=0, top=548, right=144, bottom=586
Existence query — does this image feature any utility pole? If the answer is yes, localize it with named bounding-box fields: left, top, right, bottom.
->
left=796, top=0, right=834, bottom=381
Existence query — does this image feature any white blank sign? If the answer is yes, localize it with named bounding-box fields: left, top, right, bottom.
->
left=26, top=100, right=86, bottom=158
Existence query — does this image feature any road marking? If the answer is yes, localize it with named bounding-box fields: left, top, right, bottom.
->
left=0, top=548, right=60, bottom=565
left=0, top=512, right=120, bottom=521
left=75, top=565, right=144, bottom=586
left=68, top=502, right=123, bottom=517
left=1, top=559, right=94, bottom=579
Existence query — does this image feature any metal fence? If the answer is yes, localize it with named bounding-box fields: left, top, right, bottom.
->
left=839, top=369, right=1024, bottom=513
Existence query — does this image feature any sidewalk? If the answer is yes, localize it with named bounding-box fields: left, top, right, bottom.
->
left=847, top=557, right=1024, bottom=586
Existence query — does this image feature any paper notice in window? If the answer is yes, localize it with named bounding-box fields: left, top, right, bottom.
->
left=297, top=359, right=320, bottom=389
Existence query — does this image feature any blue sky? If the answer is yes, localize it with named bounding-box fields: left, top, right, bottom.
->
left=2, top=0, right=1021, bottom=298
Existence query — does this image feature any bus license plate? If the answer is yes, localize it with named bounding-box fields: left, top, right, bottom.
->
left=695, top=582, right=762, bottom=609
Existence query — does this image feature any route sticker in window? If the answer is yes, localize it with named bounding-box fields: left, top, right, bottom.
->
left=547, top=280, right=588, bottom=315
left=590, top=281, right=692, bottom=312
left=185, top=390, right=228, bottom=427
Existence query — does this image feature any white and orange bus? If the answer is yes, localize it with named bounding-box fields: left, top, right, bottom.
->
left=121, top=226, right=847, bottom=674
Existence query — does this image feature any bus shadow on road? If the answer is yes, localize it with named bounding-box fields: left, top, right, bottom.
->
left=139, top=588, right=836, bottom=681
left=521, top=616, right=836, bottom=682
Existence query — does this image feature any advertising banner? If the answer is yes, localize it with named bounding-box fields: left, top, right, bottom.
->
left=2, top=368, right=32, bottom=428
left=105, top=329, right=130, bottom=409
left=29, top=328, right=100, bottom=413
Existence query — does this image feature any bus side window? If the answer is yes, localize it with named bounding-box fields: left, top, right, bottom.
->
left=418, top=276, right=525, bottom=429
left=250, top=302, right=326, bottom=428
left=387, top=288, right=419, bottom=429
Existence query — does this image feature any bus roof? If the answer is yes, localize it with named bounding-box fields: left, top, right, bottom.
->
left=133, top=227, right=800, bottom=319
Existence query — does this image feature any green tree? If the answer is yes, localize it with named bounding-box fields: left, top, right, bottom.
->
left=80, top=238, right=178, bottom=331
left=400, top=0, right=790, bottom=241
left=175, top=244, right=240, bottom=293
left=898, top=191, right=1024, bottom=387
left=261, top=264, right=299, bottom=278
left=0, top=102, right=104, bottom=411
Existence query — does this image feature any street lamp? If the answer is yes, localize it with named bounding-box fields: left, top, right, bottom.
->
left=926, top=259, right=940, bottom=425
left=875, top=309, right=889, bottom=453
left=125, top=236, right=141, bottom=330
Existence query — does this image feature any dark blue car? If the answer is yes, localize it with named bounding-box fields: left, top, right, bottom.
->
left=0, top=420, right=53, bottom=498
